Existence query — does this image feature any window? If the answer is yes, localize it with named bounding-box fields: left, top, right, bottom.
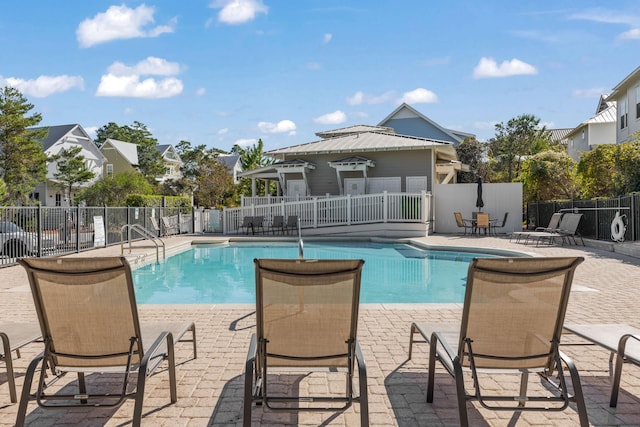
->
left=106, top=164, right=113, bottom=178
left=55, top=194, right=62, bottom=207
left=636, top=86, right=640, bottom=119
left=620, top=98, right=628, bottom=129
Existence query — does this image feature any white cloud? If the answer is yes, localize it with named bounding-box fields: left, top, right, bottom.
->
left=398, top=88, right=438, bottom=104
left=196, top=87, right=207, bottom=96
left=0, top=75, right=84, bottom=97
left=420, top=56, right=451, bottom=66
left=473, top=57, right=538, bottom=79
left=76, top=4, right=175, bottom=48
left=619, top=28, right=640, bottom=39
left=572, top=88, right=606, bottom=98
left=258, top=120, right=297, bottom=135
left=474, top=121, right=498, bottom=130
left=323, top=33, right=333, bottom=43
left=124, top=107, right=134, bottom=115
left=234, top=138, right=257, bottom=147
left=346, top=90, right=395, bottom=106
left=84, top=126, right=98, bottom=139
left=313, top=110, right=347, bottom=125
left=569, top=8, right=638, bottom=26
left=108, top=57, right=182, bottom=76
left=209, top=0, right=268, bottom=25
left=218, top=128, right=229, bottom=135
left=96, top=57, right=184, bottom=98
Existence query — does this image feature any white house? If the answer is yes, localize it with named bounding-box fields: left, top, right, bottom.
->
left=155, top=144, right=183, bottom=183
left=606, top=65, right=640, bottom=144
left=32, top=124, right=105, bottom=206
left=565, top=95, right=616, bottom=160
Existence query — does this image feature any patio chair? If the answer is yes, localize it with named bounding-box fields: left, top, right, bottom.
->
left=408, top=256, right=588, bottom=427
left=239, top=216, right=254, bottom=234
left=15, top=257, right=197, bottom=427
left=535, top=213, right=584, bottom=246
left=564, top=323, right=640, bottom=407
left=454, top=212, right=473, bottom=235
left=269, top=215, right=285, bottom=235
left=244, top=258, right=368, bottom=426
left=474, top=212, right=490, bottom=235
left=251, top=216, right=265, bottom=234
left=149, top=217, right=161, bottom=237
left=1, top=323, right=41, bottom=403
left=285, top=215, right=299, bottom=235
left=490, top=212, right=509, bottom=235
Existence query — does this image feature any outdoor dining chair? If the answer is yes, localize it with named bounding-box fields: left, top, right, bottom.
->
left=16, top=257, right=197, bottom=427
left=408, top=256, right=588, bottom=426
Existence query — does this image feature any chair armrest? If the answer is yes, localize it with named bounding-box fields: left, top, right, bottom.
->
left=142, top=331, right=173, bottom=375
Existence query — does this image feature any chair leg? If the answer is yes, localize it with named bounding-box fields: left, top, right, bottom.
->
left=244, top=335, right=257, bottom=427
left=453, top=358, right=469, bottom=427
left=426, top=335, right=438, bottom=403
left=355, top=341, right=369, bottom=427
left=15, top=353, right=44, bottom=427
left=560, top=352, right=589, bottom=427
left=1, top=332, right=17, bottom=403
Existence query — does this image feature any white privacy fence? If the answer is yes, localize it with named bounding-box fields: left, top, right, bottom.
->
left=223, top=192, right=431, bottom=234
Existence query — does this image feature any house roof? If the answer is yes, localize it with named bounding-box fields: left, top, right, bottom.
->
left=265, top=131, right=457, bottom=161
left=549, top=128, right=573, bottom=142
left=155, top=144, right=172, bottom=155
left=217, top=154, right=241, bottom=169
left=377, top=103, right=471, bottom=144
left=565, top=102, right=616, bottom=139
left=31, top=124, right=83, bottom=151
left=315, top=125, right=395, bottom=139
left=607, top=66, right=640, bottom=100
left=101, top=138, right=139, bottom=165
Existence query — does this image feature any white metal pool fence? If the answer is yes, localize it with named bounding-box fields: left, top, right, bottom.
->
left=223, top=192, right=432, bottom=234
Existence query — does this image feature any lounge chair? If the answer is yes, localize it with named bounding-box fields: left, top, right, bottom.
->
left=285, top=215, right=299, bottom=235
left=16, top=257, right=197, bottom=427
left=161, top=216, right=179, bottom=236
left=269, top=215, right=285, bottom=235
left=244, top=258, right=368, bottom=426
left=564, top=323, right=640, bottom=407
left=535, top=213, right=584, bottom=246
left=408, top=256, right=588, bottom=426
left=1, top=323, right=41, bottom=403
left=454, top=212, right=473, bottom=235
left=149, top=217, right=161, bottom=236
left=511, top=212, right=563, bottom=243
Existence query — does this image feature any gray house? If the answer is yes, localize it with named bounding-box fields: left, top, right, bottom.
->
left=565, top=95, right=616, bottom=161
left=607, top=65, right=640, bottom=144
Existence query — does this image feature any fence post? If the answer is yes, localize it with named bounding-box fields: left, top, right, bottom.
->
left=383, top=192, right=388, bottom=223
left=347, top=195, right=351, bottom=226
left=313, top=198, right=318, bottom=228
left=75, top=206, right=80, bottom=253
left=37, top=204, right=43, bottom=257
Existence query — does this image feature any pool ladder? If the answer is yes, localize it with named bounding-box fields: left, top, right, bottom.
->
left=120, top=224, right=166, bottom=264
left=297, top=219, right=304, bottom=259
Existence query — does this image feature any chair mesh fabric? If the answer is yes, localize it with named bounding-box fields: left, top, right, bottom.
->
left=459, top=257, right=579, bottom=370
left=21, top=257, right=142, bottom=369
left=255, top=259, right=363, bottom=368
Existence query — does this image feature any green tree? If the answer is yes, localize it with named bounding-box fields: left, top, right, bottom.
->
left=95, top=121, right=165, bottom=183
left=487, top=114, right=552, bottom=182
left=519, top=150, right=578, bottom=203
left=0, top=87, right=48, bottom=205
left=576, top=137, right=640, bottom=198
left=51, top=146, right=96, bottom=205
left=76, top=172, right=155, bottom=206
left=455, top=137, right=491, bottom=183
left=231, top=139, right=272, bottom=196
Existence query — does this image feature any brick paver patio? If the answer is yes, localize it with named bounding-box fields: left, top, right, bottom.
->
left=1, top=234, right=640, bottom=426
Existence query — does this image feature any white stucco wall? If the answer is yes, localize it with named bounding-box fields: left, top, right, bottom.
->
left=432, top=182, right=523, bottom=234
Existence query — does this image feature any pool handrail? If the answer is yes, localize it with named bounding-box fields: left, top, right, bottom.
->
left=297, top=219, right=304, bottom=259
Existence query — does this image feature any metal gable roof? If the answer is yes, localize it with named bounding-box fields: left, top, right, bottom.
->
left=265, top=131, right=456, bottom=159
left=31, top=124, right=80, bottom=151
left=315, top=124, right=395, bottom=139
left=101, top=138, right=139, bottom=165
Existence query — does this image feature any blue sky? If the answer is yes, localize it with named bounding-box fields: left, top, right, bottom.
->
left=1, top=1, right=639, bottom=152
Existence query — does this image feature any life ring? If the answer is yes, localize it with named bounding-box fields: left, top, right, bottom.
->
left=611, top=211, right=626, bottom=243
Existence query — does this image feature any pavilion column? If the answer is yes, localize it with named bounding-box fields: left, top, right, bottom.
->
left=251, top=178, right=257, bottom=197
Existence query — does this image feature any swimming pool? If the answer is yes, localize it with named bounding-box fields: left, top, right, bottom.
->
left=132, top=241, right=501, bottom=304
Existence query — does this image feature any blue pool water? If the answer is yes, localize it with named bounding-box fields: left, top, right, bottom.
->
left=132, top=241, right=497, bottom=304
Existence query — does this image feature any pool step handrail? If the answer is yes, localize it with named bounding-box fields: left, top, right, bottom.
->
left=120, top=224, right=166, bottom=263
left=297, top=218, right=304, bottom=259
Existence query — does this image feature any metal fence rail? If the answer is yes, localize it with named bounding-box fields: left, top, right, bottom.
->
left=0, top=206, right=223, bottom=268
left=527, top=193, right=639, bottom=242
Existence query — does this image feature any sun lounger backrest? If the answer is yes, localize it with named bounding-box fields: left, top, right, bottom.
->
left=459, top=257, right=583, bottom=370
left=19, top=257, right=143, bottom=369
left=558, top=213, right=582, bottom=234
left=254, top=258, right=364, bottom=368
